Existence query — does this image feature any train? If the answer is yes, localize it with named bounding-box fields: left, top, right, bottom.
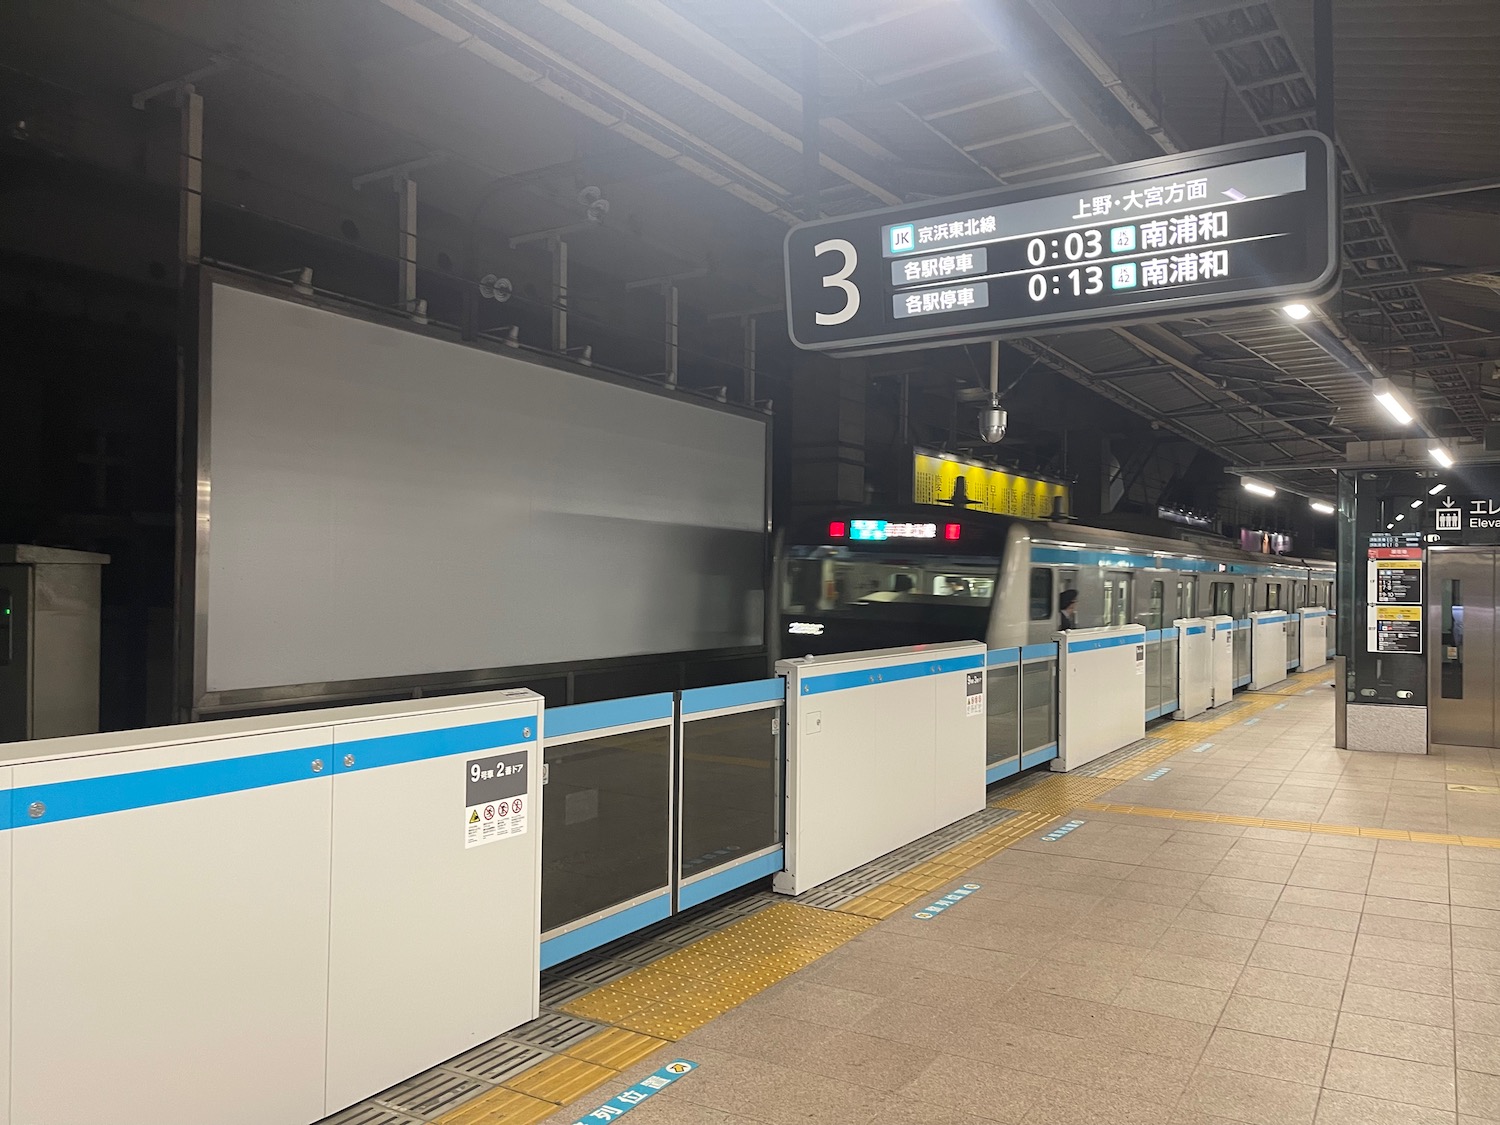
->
left=774, top=506, right=1336, bottom=661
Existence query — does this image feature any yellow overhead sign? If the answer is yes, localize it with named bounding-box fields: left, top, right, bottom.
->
left=912, top=451, right=1068, bottom=521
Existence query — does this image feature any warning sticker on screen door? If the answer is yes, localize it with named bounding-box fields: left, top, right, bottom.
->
left=965, top=670, right=984, bottom=716
left=465, top=751, right=529, bottom=848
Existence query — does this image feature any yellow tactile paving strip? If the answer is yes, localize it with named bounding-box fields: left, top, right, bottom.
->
left=433, top=668, right=1342, bottom=1124
left=836, top=810, right=1054, bottom=919
left=563, top=1027, right=673, bottom=1071
left=1079, top=800, right=1500, bottom=847
left=438, top=1088, right=556, bottom=1125
left=987, top=669, right=1334, bottom=819
left=561, top=902, right=873, bottom=1036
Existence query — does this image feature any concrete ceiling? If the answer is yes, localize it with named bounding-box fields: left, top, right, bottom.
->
left=4, top=0, right=1499, bottom=496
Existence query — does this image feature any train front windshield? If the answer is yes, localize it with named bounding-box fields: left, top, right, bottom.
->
left=781, top=546, right=999, bottom=651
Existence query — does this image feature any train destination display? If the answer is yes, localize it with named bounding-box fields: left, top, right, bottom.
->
left=785, top=133, right=1337, bottom=354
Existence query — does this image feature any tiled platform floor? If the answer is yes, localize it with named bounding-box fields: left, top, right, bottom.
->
left=527, top=680, right=1500, bottom=1125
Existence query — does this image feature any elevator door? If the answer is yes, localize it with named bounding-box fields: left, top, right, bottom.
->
left=1428, top=549, right=1499, bottom=747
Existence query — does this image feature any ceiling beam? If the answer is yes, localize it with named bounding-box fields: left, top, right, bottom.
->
left=1117, top=0, right=1264, bottom=37
left=1344, top=263, right=1500, bottom=290
left=1348, top=177, right=1500, bottom=209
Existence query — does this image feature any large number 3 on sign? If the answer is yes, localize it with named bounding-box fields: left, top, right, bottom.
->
left=813, top=239, right=859, bottom=325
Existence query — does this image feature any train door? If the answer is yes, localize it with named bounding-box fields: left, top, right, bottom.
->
left=1103, top=571, right=1132, bottom=627
left=1210, top=581, right=1233, bottom=618
left=1145, top=578, right=1165, bottom=629
left=1175, top=577, right=1197, bottom=624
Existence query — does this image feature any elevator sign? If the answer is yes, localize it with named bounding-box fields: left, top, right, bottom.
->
left=785, top=133, right=1338, bottom=355
left=1425, top=495, right=1500, bottom=545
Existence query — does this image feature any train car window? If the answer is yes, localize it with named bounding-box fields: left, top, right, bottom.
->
left=1146, top=580, right=1165, bottom=630
left=1241, top=581, right=1252, bottom=618
left=1292, top=583, right=1304, bottom=610
left=1265, top=583, right=1282, bottom=611
left=1103, top=571, right=1132, bottom=627
left=1211, top=581, right=1233, bottom=617
left=1176, top=579, right=1196, bottom=623
left=1028, top=568, right=1053, bottom=621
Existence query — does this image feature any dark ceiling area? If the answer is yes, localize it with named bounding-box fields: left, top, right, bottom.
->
left=3, top=0, right=1499, bottom=514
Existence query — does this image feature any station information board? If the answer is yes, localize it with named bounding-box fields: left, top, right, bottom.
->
left=1367, top=546, right=1424, bottom=655
left=784, top=133, right=1338, bottom=355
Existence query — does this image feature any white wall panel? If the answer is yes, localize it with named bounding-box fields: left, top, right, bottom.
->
left=203, top=282, right=766, bottom=695
left=10, top=731, right=334, bottom=1125
left=325, top=698, right=542, bottom=1114
left=1207, top=616, right=1235, bottom=707
left=775, top=643, right=985, bottom=896
left=1174, top=619, right=1212, bottom=720
left=1055, top=626, right=1146, bottom=771
left=1250, top=612, right=1290, bottom=690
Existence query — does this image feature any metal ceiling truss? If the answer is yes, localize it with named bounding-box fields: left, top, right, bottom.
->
left=1188, top=1, right=1489, bottom=435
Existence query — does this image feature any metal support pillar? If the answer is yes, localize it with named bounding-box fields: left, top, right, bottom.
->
left=1313, top=0, right=1335, bottom=143
left=899, top=373, right=910, bottom=444
left=741, top=314, right=757, bottom=404
left=551, top=237, right=568, bottom=354
left=665, top=283, right=679, bottom=387
left=397, top=175, right=418, bottom=315
left=801, top=39, right=821, bottom=221
left=178, top=85, right=202, bottom=280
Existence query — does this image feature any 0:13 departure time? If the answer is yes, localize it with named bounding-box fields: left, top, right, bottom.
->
left=1028, top=265, right=1104, bottom=301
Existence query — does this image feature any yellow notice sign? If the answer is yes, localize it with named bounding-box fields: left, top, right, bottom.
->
left=1375, top=606, right=1421, bottom=622
left=913, top=451, right=1067, bottom=520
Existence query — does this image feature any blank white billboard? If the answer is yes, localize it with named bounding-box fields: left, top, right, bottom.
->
left=201, top=282, right=766, bottom=695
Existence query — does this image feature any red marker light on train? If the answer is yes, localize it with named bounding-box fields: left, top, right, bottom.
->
left=828, top=521, right=847, bottom=539
left=944, top=523, right=961, bottom=541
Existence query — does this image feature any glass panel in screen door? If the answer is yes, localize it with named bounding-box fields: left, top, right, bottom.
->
left=1441, top=578, right=1463, bottom=700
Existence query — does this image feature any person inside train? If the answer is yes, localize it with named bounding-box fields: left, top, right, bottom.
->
left=1058, top=588, right=1078, bottom=630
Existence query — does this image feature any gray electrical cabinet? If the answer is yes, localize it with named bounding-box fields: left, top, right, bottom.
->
left=0, top=545, right=110, bottom=743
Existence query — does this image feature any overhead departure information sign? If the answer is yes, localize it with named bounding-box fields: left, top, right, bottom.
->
left=784, top=133, right=1337, bottom=355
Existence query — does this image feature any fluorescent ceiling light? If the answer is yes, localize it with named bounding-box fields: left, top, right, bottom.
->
left=1396, top=514, right=1405, bottom=521
left=1283, top=303, right=1312, bottom=321
left=1372, top=385, right=1413, bottom=425
left=1409, top=500, right=1423, bottom=508
left=1429, top=483, right=1447, bottom=495
left=1242, top=480, right=1276, bottom=498
left=1310, top=500, right=1335, bottom=515
left=1431, top=446, right=1455, bottom=468
left=1386, top=523, right=1395, bottom=529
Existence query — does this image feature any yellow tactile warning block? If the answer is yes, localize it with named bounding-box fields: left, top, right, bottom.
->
left=503, top=1054, right=619, bottom=1105
left=990, top=775, right=1116, bottom=814
left=564, top=1027, right=672, bottom=1071
left=560, top=902, right=874, bottom=1040
left=980, top=669, right=1336, bottom=821
left=1079, top=801, right=1500, bottom=847
left=434, top=1088, right=557, bottom=1125
left=836, top=809, right=1056, bottom=918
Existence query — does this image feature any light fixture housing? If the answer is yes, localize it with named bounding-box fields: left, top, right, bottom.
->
left=1429, top=483, right=1447, bottom=495
left=1431, top=446, right=1455, bottom=468
left=1242, top=480, right=1276, bottom=498
left=1310, top=500, right=1335, bottom=515
left=1283, top=303, right=1312, bottom=321
left=1410, top=500, right=1423, bottom=509
left=1371, top=379, right=1414, bottom=426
